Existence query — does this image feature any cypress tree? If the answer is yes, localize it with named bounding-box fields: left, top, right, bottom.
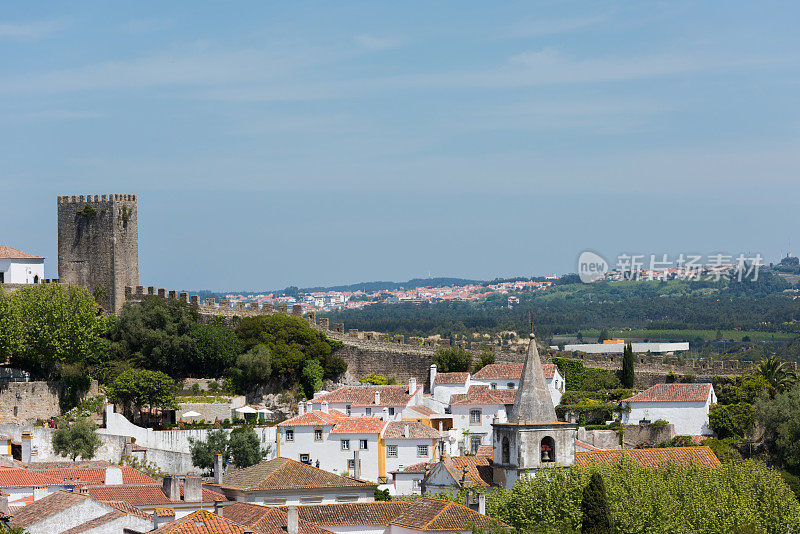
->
left=581, top=472, right=612, bottom=534
left=622, top=342, right=635, bottom=388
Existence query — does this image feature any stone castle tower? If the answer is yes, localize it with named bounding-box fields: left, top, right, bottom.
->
left=57, top=194, right=139, bottom=313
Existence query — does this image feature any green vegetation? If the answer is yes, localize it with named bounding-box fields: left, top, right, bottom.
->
left=189, top=427, right=266, bottom=472
left=105, top=368, right=178, bottom=422
left=432, top=346, right=472, bottom=373
left=581, top=472, right=611, bottom=534
left=300, top=359, right=324, bottom=399
left=229, top=344, right=271, bottom=393
left=476, top=350, right=496, bottom=370
left=453, top=460, right=800, bottom=533
left=621, top=342, right=634, bottom=388
left=52, top=418, right=102, bottom=461
left=552, top=358, right=621, bottom=392
left=756, top=386, right=800, bottom=473
left=709, top=403, right=755, bottom=439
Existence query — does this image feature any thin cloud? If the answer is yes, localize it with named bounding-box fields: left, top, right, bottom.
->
left=0, top=20, right=65, bottom=41
left=354, top=34, right=402, bottom=51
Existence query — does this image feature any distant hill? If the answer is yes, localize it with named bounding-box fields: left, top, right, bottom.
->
left=301, top=277, right=485, bottom=293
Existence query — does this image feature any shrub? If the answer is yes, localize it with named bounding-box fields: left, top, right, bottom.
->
left=709, top=403, right=755, bottom=439
left=432, top=347, right=472, bottom=373
left=581, top=472, right=611, bottom=534
left=361, top=373, right=388, bottom=385
left=301, top=360, right=324, bottom=399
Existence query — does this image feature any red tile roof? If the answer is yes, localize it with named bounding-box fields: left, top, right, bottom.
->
left=475, top=444, right=493, bottom=456
left=437, top=456, right=495, bottom=488
left=0, top=245, right=44, bottom=260
left=0, top=468, right=65, bottom=487
left=390, top=498, right=508, bottom=531
left=383, top=421, right=441, bottom=440
left=278, top=410, right=347, bottom=427
left=622, top=383, right=713, bottom=403
left=282, top=502, right=410, bottom=526
left=406, top=406, right=438, bottom=417
left=86, top=483, right=226, bottom=506
left=450, top=385, right=518, bottom=406
left=472, top=363, right=557, bottom=380
left=225, top=502, right=335, bottom=534
left=28, top=466, right=155, bottom=485
left=575, top=446, right=722, bottom=468
left=392, top=460, right=431, bottom=474
left=222, top=458, right=374, bottom=491
left=9, top=491, right=87, bottom=528
left=312, top=385, right=421, bottom=407
left=330, top=418, right=387, bottom=434
left=434, top=372, right=469, bottom=385
left=152, top=509, right=245, bottom=533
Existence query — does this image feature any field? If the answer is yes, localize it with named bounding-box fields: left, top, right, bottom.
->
left=560, top=329, right=797, bottom=343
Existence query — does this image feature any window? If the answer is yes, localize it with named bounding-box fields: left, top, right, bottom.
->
left=502, top=436, right=510, bottom=464
left=341, top=439, right=350, bottom=451
left=540, top=436, right=555, bottom=463
left=346, top=405, right=352, bottom=416
left=365, top=407, right=372, bottom=416
left=285, top=429, right=294, bottom=442
left=347, top=459, right=355, bottom=470
left=388, top=408, right=395, bottom=416
left=299, top=454, right=310, bottom=464
left=417, top=445, right=429, bottom=457
left=359, top=439, right=368, bottom=450
left=470, top=409, right=482, bottom=425
left=470, top=436, right=481, bottom=455
left=337, top=495, right=358, bottom=502
left=314, top=429, right=323, bottom=442
left=412, top=479, right=420, bottom=490
left=491, top=383, right=497, bottom=390
left=507, top=382, right=515, bottom=389
left=387, top=445, right=398, bottom=458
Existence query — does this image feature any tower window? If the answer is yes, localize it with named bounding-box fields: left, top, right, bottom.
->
left=502, top=436, right=510, bottom=464
left=541, top=436, right=556, bottom=463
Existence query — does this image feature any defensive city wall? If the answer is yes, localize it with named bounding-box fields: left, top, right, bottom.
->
left=124, top=286, right=779, bottom=387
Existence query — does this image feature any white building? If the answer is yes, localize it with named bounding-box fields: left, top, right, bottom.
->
left=215, top=457, right=377, bottom=505
left=449, top=386, right=516, bottom=455
left=430, top=367, right=471, bottom=405
left=0, top=245, right=45, bottom=285
left=471, top=362, right=565, bottom=406
left=562, top=341, right=690, bottom=354
left=382, top=421, right=440, bottom=481
left=309, top=382, right=424, bottom=419
left=621, top=383, right=717, bottom=436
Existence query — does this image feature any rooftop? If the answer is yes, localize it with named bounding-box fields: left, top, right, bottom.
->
left=450, top=385, right=518, bottom=406
left=151, top=509, right=247, bottom=533
left=28, top=466, right=155, bottom=485
left=281, top=502, right=410, bottom=526
left=222, top=458, right=375, bottom=492
left=390, top=498, right=508, bottom=531
left=330, top=418, right=387, bottom=435
left=383, top=421, right=441, bottom=440
left=433, top=372, right=470, bottom=385
left=278, top=409, right=347, bottom=427
left=86, top=483, right=226, bottom=506
left=311, top=384, right=421, bottom=407
left=472, top=362, right=557, bottom=380
left=0, top=245, right=45, bottom=260
left=622, top=383, right=714, bottom=403
left=9, top=491, right=88, bottom=528
left=224, top=502, right=335, bottom=534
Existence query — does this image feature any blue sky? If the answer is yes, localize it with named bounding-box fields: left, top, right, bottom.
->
left=2, top=1, right=798, bottom=290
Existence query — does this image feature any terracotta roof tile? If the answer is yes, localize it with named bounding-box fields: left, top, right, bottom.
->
left=8, top=491, right=88, bottom=527
left=450, top=385, right=517, bottom=406
left=475, top=444, right=493, bottom=456
left=0, top=245, right=44, bottom=260
left=330, top=418, right=387, bottom=434
left=86, top=483, right=226, bottom=506
left=575, top=446, right=722, bottom=468
left=406, top=406, right=438, bottom=417
left=383, top=421, right=441, bottom=440
left=392, top=460, right=431, bottom=474
left=390, top=498, right=509, bottom=531
left=107, top=500, right=154, bottom=520
left=152, top=509, right=245, bottom=533
left=434, top=372, right=469, bottom=385
left=282, top=502, right=410, bottom=526
left=60, top=510, right=127, bottom=534
left=225, top=502, right=334, bottom=534
left=0, top=468, right=65, bottom=487
left=27, top=460, right=109, bottom=469
left=278, top=410, right=347, bottom=427
left=312, top=385, right=421, bottom=407
left=222, top=458, right=374, bottom=491
left=155, top=507, right=177, bottom=517
left=622, top=383, right=713, bottom=403
left=29, top=466, right=155, bottom=485
left=472, top=363, right=556, bottom=380
left=440, top=456, right=495, bottom=488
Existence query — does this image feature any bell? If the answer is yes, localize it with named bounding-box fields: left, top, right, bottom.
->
left=542, top=449, right=551, bottom=462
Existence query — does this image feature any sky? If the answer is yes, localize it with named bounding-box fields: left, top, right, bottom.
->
left=1, top=1, right=799, bottom=291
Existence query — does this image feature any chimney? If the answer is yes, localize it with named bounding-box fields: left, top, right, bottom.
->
left=408, top=378, right=417, bottom=394
left=321, top=401, right=329, bottom=414
left=306, top=400, right=313, bottom=413
left=162, top=475, right=179, bottom=501
left=79, top=486, right=89, bottom=495
left=429, top=364, right=437, bottom=387
left=382, top=407, right=389, bottom=420
left=298, top=402, right=305, bottom=416
left=374, top=391, right=381, bottom=406
left=21, top=432, right=31, bottom=464
left=214, top=500, right=224, bottom=517
left=403, top=423, right=410, bottom=439
left=184, top=475, right=202, bottom=502
left=0, top=493, right=8, bottom=514
left=214, top=454, right=224, bottom=485
left=287, top=505, right=299, bottom=534
left=104, top=466, right=123, bottom=486
left=33, top=486, right=47, bottom=501
left=478, top=493, right=486, bottom=515
left=353, top=451, right=361, bottom=480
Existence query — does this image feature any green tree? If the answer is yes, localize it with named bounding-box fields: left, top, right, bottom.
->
left=52, top=418, right=102, bottom=461
left=597, top=329, right=609, bottom=343
left=476, top=350, right=496, bottom=371
left=374, top=488, right=391, bottom=501
left=0, top=284, right=106, bottom=378
left=756, top=356, right=796, bottom=397
left=432, top=347, right=472, bottom=373
left=301, top=359, right=324, bottom=399
left=229, top=344, right=272, bottom=394
left=755, top=386, right=800, bottom=473
left=708, top=403, right=755, bottom=439
left=228, top=427, right=264, bottom=468
left=581, top=472, right=611, bottom=534
left=621, top=342, right=635, bottom=388
left=106, top=368, right=178, bottom=422
left=189, top=429, right=230, bottom=473
left=191, top=322, right=243, bottom=378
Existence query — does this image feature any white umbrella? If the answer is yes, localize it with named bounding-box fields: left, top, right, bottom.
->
left=182, top=410, right=202, bottom=417
left=235, top=406, right=258, bottom=414
left=256, top=407, right=273, bottom=414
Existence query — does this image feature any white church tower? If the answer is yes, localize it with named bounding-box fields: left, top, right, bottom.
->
left=491, top=332, right=577, bottom=489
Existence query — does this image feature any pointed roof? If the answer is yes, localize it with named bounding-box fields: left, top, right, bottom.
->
left=0, top=245, right=44, bottom=260
left=507, top=335, right=557, bottom=424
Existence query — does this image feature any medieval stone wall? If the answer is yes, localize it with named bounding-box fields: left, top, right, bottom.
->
left=58, top=194, right=139, bottom=313
left=0, top=382, right=62, bottom=424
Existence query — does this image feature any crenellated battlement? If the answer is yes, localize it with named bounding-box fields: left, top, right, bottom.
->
left=57, top=194, right=137, bottom=204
